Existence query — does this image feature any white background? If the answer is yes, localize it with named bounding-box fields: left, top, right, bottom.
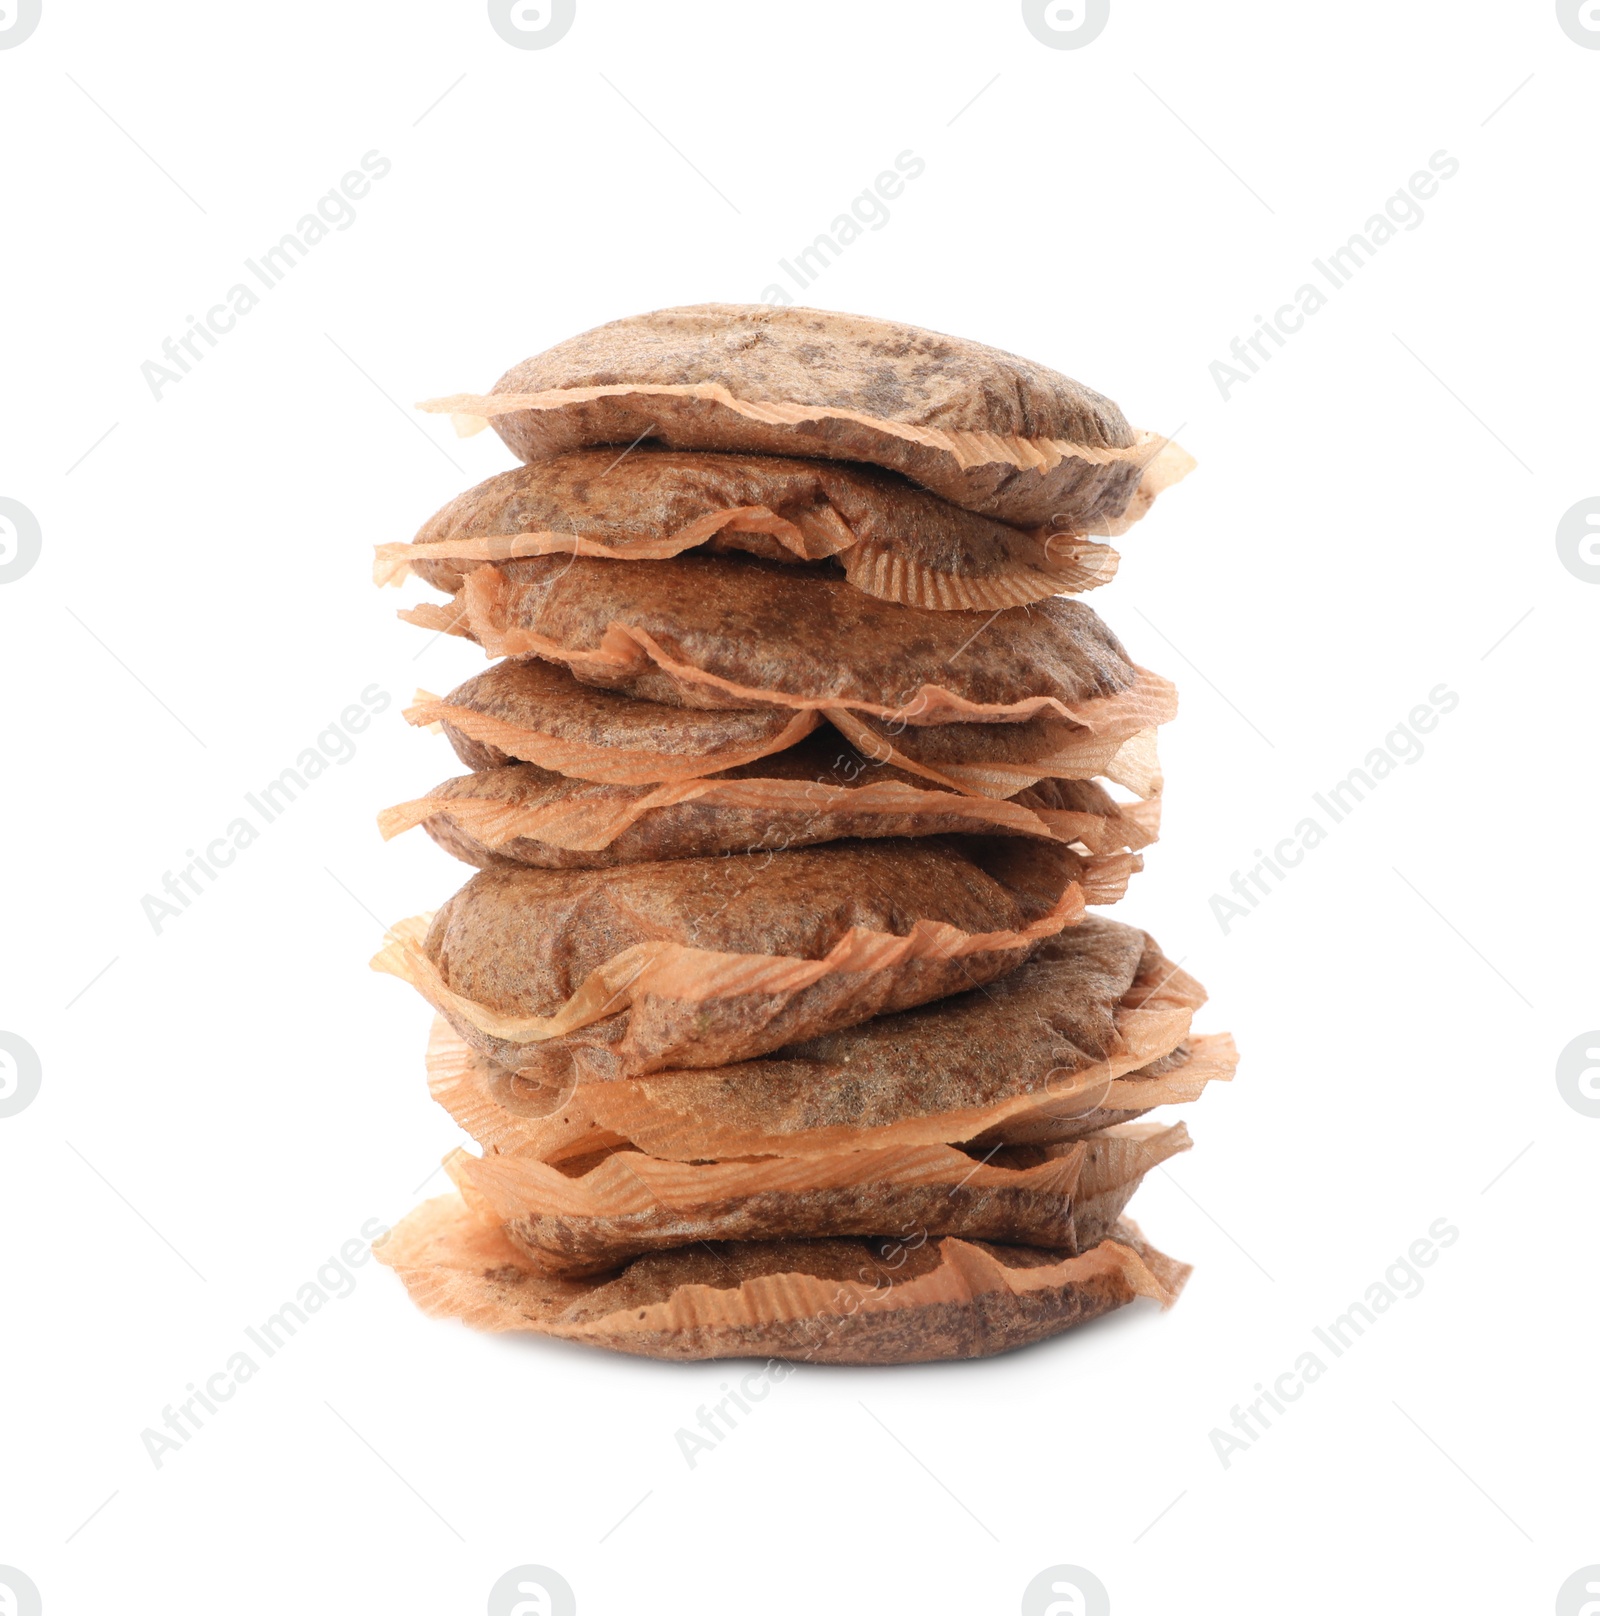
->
left=2, top=2, right=1596, bottom=1612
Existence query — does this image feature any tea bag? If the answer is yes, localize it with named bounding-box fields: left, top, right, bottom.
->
left=447, top=1120, right=1190, bottom=1278
left=417, top=303, right=1192, bottom=529
left=378, top=447, right=1118, bottom=609
left=422, top=918, right=1232, bottom=1165
left=378, top=734, right=1155, bottom=869
left=406, top=659, right=818, bottom=780
left=403, top=550, right=1158, bottom=729
left=374, top=837, right=1096, bottom=1080
left=375, top=1192, right=1190, bottom=1364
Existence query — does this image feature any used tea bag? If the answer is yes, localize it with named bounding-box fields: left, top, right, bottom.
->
left=377, top=448, right=1118, bottom=610
left=417, top=304, right=1192, bottom=529
left=374, top=838, right=1097, bottom=1081
left=423, top=918, right=1233, bottom=1166
left=403, top=549, right=1161, bottom=729
left=447, top=1120, right=1190, bottom=1278
left=405, top=659, right=819, bottom=780
left=375, top=1193, right=1190, bottom=1363
left=409, top=657, right=1170, bottom=804
left=377, top=735, right=1156, bottom=869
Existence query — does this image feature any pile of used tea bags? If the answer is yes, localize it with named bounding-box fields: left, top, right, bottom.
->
left=372, top=304, right=1234, bottom=1364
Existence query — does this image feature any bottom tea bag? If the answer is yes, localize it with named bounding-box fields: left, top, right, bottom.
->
left=375, top=1192, right=1188, bottom=1364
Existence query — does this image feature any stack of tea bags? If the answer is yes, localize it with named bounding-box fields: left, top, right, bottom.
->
left=372, top=305, right=1235, bottom=1363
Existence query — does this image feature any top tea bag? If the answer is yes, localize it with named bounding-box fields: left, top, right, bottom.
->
left=418, top=304, right=1192, bottom=530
